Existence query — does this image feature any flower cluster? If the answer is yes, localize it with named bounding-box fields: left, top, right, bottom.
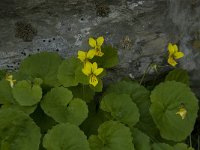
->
left=167, top=43, right=184, bottom=67
left=77, top=37, right=104, bottom=87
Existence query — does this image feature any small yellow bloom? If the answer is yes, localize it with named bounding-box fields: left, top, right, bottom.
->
left=5, top=75, right=16, bottom=88
left=89, top=36, right=104, bottom=57
left=82, top=62, right=103, bottom=87
left=167, top=43, right=184, bottom=67
left=77, top=49, right=96, bottom=63
left=176, top=105, right=187, bottom=120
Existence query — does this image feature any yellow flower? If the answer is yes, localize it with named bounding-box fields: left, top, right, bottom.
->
left=89, top=36, right=104, bottom=57
left=167, top=43, right=184, bottom=67
left=77, top=49, right=96, bottom=63
left=176, top=105, right=187, bottom=120
left=82, top=62, right=103, bottom=87
left=5, top=74, right=16, bottom=88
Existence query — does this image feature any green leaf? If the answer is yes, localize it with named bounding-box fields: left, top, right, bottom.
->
left=75, top=65, right=90, bottom=85
left=19, top=52, right=62, bottom=87
left=0, top=108, right=41, bottom=150
left=43, top=123, right=90, bottom=150
left=69, top=84, right=95, bottom=103
left=100, top=93, right=140, bottom=126
left=41, top=87, right=88, bottom=126
left=12, top=80, right=42, bottom=106
left=2, top=104, right=37, bottom=115
left=0, top=80, right=15, bottom=104
left=92, top=46, right=119, bottom=68
left=152, top=143, right=173, bottom=150
left=88, top=121, right=134, bottom=150
left=0, top=80, right=38, bottom=114
left=173, top=143, right=194, bottom=150
left=131, top=128, right=151, bottom=150
left=150, top=81, right=198, bottom=141
left=57, top=57, right=82, bottom=87
left=165, top=69, right=189, bottom=85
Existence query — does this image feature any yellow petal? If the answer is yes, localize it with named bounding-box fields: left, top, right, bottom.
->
left=174, top=52, right=184, bottom=59
left=168, top=56, right=177, bottom=67
left=173, top=44, right=178, bottom=53
left=87, top=49, right=96, bottom=59
left=92, top=62, right=98, bottom=72
left=97, top=36, right=104, bottom=46
left=168, top=43, right=174, bottom=54
left=89, top=74, right=98, bottom=87
left=78, top=51, right=86, bottom=62
left=89, top=38, right=96, bottom=48
left=94, top=68, right=103, bottom=76
left=176, top=107, right=187, bottom=120
left=82, top=62, right=92, bottom=76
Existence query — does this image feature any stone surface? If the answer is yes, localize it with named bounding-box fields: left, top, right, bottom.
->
left=0, top=0, right=200, bottom=96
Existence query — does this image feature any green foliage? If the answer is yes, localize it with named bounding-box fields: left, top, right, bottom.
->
left=152, top=143, right=194, bottom=150
left=88, top=121, right=134, bottom=150
left=131, top=128, right=151, bottom=150
left=165, top=69, right=189, bottom=85
left=0, top=108, right=41, bottom=150
left=0, top=39, right=198, bottom=150
left=0, top=80, right=15, bottom=104
left=80, top=102, right=108, bottom=137
left=12, top=80, right=42, bottom=106
left=105, top=80, right=158, bottom=138
left=100, top=93, right=140, bottom=126
left=69, top=84, right=95, bottom=103
left=92, top=46, right=118, bottom=68
left=150, top=81, right=198, bottom=141
left=41, top=87, right=88, bottom=126
left=43, top=123, right=90, bottom=150
left=19, top=52, right=62, bottom=87
left=57, top=57, right=82, bottom=87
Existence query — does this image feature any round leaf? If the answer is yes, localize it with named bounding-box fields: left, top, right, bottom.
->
left=152, top=143, right=173, bottom=150
left=69, top=84, right=95, bottom=103
left=174, top=143, right=194, bottom=150
left=19, top=52, right=62, bottom=87
left=0, top=108, right=41, bottom=150
left=0, top=80, right=15, bottom=104
left=12, top=80, right=42, bottom=106
left=105, top=80, right=158, bottom=138
left=131, top=128, right=151, bottom=150
left=43, top=123, right=90, bottom=150
left=57, top=57, right=82, bottom=87
left=88, top=121, right=134, bottom=150
left=100, top=93, right=140, bottom=126
left=41, top=87, right=88, bottom=126
left=150, top=81, right=198, bottom=141
left=165, top=69, right=189, bottom=85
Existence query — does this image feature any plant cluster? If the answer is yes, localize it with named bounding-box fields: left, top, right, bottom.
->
left=0, top=37, right=198, bottom=150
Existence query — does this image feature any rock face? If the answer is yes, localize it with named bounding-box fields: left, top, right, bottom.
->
left=0, top=0, right=200, bottom=96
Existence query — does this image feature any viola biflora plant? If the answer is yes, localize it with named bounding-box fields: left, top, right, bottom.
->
left=0, top=37, right=198, bottom=150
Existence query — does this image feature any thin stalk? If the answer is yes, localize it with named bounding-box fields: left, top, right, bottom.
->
left=189, top=134, right=192, bottom=148
left=139, top=64, right=151, bottom=85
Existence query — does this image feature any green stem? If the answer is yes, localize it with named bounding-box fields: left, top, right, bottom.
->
left=189, top=134, right=192, bottom=148
left=139, top=64, right=151, bottom=85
